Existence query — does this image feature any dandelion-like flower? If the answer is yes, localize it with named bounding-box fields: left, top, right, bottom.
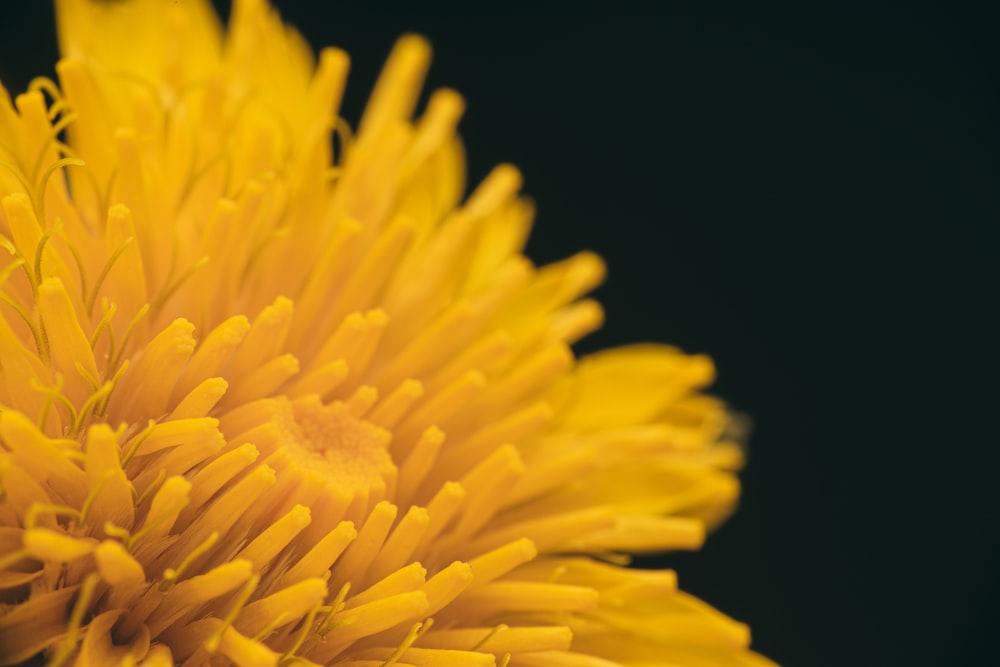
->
left=0, top=1, right=774, bottom=665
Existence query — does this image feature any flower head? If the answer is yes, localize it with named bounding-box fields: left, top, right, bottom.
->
left=0, top=1, right=773, bottom=665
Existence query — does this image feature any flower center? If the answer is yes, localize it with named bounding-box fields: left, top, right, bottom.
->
left=288, top=395, right=393, bottom=488
left=220, top=394, right=397, bottom=525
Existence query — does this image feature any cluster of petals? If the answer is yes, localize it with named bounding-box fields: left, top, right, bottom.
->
left=0, top=1, right=773, bottom=665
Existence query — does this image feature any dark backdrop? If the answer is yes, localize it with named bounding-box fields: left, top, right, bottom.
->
left=2, top=2, right=997, bottom=666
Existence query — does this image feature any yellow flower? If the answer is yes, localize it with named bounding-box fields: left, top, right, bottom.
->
left=0, top=0, right=774, bottom=665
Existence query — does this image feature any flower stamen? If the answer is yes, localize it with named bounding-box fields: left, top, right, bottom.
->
left=47, top=573, right=99, bottom=667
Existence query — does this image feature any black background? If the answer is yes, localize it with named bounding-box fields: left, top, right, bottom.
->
left=2, top=2, right=997, bottom=666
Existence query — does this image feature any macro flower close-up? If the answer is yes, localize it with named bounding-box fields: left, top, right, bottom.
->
left=0, top=0, right=774, bottom=664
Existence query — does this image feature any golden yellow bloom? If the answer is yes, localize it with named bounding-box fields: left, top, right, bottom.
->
left=0, top=1, right=774, bottom=665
